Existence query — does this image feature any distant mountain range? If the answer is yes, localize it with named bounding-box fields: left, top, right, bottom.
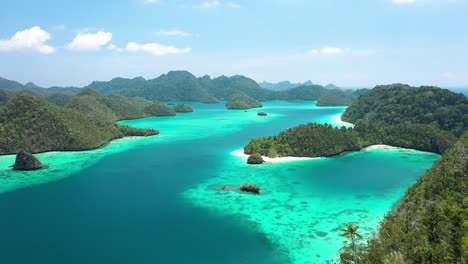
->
left=0, top=71, right=367, bottom=105
left=259, top=80, right=314, bottom=91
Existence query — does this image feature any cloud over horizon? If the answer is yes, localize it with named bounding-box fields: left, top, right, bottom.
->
left=66, top=31, right=112, bottom=51
left=126, top=42, right=191, bottom=56
left=0, top=26, right=55, bottom=54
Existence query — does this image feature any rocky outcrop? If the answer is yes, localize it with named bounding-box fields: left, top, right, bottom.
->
left=247, top=153, right=264, bottom=164
left=13, top=151, right=43, bottom=170
left=240, top=183, right=261, bottom=194
left=257, top=112, right=268, bottom=116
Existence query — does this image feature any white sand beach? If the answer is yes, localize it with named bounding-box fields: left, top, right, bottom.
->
left=231, top=149, right=318, bottom=163
left=331, top=113, right=354, bottom=128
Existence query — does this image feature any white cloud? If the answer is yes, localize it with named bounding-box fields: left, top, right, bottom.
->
left=392, top=0, right=417, bottom=4
left=0, top=26, right=55, bottom=54
left=309, top=47, right=350, bottom=55
left=107, top=44, right=123, bottom=52
left=156, top=29, right=192, bottom=37
left=66, top=31, right=112, bottom=51
left=144, top=0, right=160, bottom=4
left=126, top=42, right=191, bottom=56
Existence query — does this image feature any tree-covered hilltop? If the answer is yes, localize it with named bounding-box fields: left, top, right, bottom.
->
left=259, top=80, right=313, bottom=91
left=226, top=94, right=263, bottom=110
left=275, top=85, right=327, bottom=101
left=316, top=89, right=369, bottom=106
left=0, top=92, right=158, bottom=154
left=173, top=104, right=194, bottom=113
left=245, top=123, right=362, bottom=157
left=341, top=84, right=467, bottom=153
left=343, top=84, right=467, bottom=136
left=144, top=101, right=177, bottom=116
left=356, top=132, right=468, bottom=264
left=244, top=84, right=466, bottom=157
left=66, top=88, right=149, bottom=122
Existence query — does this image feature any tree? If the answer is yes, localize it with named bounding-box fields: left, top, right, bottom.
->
left=341, top=223, right=363, bottom=263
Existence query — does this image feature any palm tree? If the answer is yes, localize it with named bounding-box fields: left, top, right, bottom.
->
left=341, top=223, right=363, bottom=263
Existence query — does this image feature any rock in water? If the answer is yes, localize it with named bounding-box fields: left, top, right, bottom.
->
left=247, top=153, right=264, bottom=164
left=13, top=151, right=43, bottom=170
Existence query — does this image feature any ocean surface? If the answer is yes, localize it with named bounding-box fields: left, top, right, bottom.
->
left=0, top=101, right=440, bottom=264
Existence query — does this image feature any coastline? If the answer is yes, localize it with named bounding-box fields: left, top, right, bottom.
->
left=231, top=149, right=319, bottom=163
left=331, top=113, right=354, bottom=127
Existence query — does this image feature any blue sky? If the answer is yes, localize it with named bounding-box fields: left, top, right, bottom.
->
left=0, top=0, right=467, bottom=88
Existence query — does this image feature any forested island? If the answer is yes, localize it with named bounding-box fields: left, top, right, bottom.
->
left=226, top=94, right=263, bottom=110
left=245, top=84, right=466, bottom=157
left=0, top=88, right=176, bottom=154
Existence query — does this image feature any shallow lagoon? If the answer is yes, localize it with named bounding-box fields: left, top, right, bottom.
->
left=0, top=101, right=439, bottom=263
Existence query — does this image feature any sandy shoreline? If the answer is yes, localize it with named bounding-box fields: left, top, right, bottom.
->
left=331, top=113, right=354, bottom=127
left=231, top=149, right=318, bottom=163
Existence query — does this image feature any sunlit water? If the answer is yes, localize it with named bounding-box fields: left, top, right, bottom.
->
left=0, top=101, right=439, bottom=263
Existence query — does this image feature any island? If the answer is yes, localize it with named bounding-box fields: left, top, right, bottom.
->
left=239, top=183, right=261, bottom=194
left=226, top=94, right=263, bottom=110
left=173, top=104, right=194, bottom=113
left=257, top=112, right=268, bottom=116
left=13, top=151, right=43, bottom=170
left=247, top=153, right=264, bottom=164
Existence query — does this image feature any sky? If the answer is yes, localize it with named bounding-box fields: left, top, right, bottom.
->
left=0, top=0, right=467, bottom=88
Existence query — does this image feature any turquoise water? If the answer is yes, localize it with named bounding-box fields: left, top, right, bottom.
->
left=0, top=101, right=439, bottom=263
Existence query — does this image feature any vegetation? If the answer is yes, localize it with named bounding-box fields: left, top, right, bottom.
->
left=247, top=153, right=264, bottom=164
left=173, top=104, right=194, bottom=112
left=144, top=101, right=177, bottom=116
left=0, top=92, right=158, bottom=154
left=246, top=85, right=466, bottom=157
left=343, top=84, right=467, bottom=137
left=257, top=112, right=268, bottom=116
left=340, top=224, right=363, bottom=264
left=239, top=183, right=261, bottom=194
left=226, top=94, right=263, bottom=110
left=203, top=96, right=220, bottom=103
left=259, top=80, right=313, bottom=91
left=317, top=89, right=356, bottom=106
left=245, top=123, right=362, bottom=157
left=334, top=132, right=467, bottom=264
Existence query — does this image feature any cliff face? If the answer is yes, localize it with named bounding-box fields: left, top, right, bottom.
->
left=13, top=151, right=43, bottom=170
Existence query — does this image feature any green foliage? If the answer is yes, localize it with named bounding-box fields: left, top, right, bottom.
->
left=245, top=123, right=362, bottom=157
left=173, top=104, right=194, bottom=112
left=342, top=84, right=467, bottom=153
left=359, top=132, right=468, bottom=264
left=343, top=84, right=467, bottom=137
left=317, top=89, right=356, bottom=106
left=226, top=94, right=263, bottom=109
left=239, top=183, right=261, bottom=194
left=144, top=101, right=177, bottom=116
left=275, top=85, right=327, bottom=101
left=247, top=153, right=264, bottom=164
left=45, top=93, right=73, bottom=106
left=202, top=96, right=220, bottom=103
left=0, top=92, right=158, bottom=154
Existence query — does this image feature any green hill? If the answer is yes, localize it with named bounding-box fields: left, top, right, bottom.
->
left=244, top=84, right=466, bottom=156
left=359, top=132, right=468, bottom=264
left=0, top=92, right=157, bottom=154
left=226, top=94, right=263, bottom=110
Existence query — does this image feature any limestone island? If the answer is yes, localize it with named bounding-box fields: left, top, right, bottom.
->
left=226, top=94, right=262, bottom=110
left=173, top=104, right=194, bottom=113
left=239, top=183, right=261, bottom=194
left=13, top=151, right=43, bottom=170
left=247, top=153, right=265, bottom=164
